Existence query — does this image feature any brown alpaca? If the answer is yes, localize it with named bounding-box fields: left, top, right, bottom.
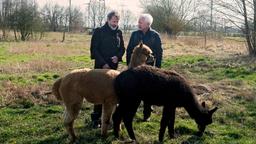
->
left=52, top=43, right=153, bottom=142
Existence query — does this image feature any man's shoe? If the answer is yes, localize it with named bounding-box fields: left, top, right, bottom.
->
left=143, top=117, right=150, bottom=122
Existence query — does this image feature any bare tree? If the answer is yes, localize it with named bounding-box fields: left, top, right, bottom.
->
left=140, top=0, right=197, bottom=35
left=41, top=3, right=65, bottom=32
left=120, top=9, right=135, bottom=33
left=10, top=0, right=42, bottom=41
left=62, top=13, right=68, bottom=42
left=197, top=9, right=210, bottom=47
left=210, top=0, right=213, bottom=28
left=0, top=0, right=14, bottom=40
left=96, top=0, right=105, bottom=26
left=68, top=0, right=71, bottom=32
left=88, top=0, right=106, bottom=29
left=69, top=7, right=84, bottom=32
left=215, top=0, right=256, bottom=56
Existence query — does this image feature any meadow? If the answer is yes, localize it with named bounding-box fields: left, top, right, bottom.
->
left=0, top=32, right=256, bottom=144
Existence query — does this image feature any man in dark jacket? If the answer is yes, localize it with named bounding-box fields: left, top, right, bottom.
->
left=126, top=13, right=163, bottom=121
left=90, top=10, right=125, bottom=128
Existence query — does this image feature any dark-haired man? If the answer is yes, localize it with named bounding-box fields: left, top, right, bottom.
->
left=90, top=10, right=125, bottom=128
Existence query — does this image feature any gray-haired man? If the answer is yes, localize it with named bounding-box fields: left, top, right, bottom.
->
left=126, top=13, right=163, bottom=121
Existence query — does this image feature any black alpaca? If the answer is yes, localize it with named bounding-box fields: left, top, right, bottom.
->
left=112, top=65, right=218, bottom=142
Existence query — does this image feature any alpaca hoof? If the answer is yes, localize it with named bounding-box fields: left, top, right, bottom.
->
left=158, top=136, right=164, bottom=142
left=70, top=136, right=78, bottom=144
left=113, top=131, right=119, bottom=138
left=131, top=140, right=138, bottom=144
left=181, top=141, right=190, bottom=144
left=125, top=139, right=138, bottom=144
left=142, top=117, right=150, bottom=122
left=169, top=132, right=177, bottom=139
left=143, top=112, right=152, bottom=122
left=155, top=140, right=163, bottom=144
left=196, top=131, right=203, bottom=137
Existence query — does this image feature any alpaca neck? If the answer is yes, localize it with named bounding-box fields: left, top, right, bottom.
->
left=184, top=95, right=205, bottom=121
left=128, top=61, right=143, bottom=68
left=128, top=54, right=144, bottom=68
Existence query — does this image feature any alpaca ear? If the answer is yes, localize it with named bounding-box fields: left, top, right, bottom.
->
left=201, top=102, right=206, bottom=108
left=139, top=41, right=143, bottom=48
left=209, top=107, right=218, bottom=115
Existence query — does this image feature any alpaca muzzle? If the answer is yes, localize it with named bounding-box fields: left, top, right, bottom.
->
left=146, top=54, right=155, bottom=65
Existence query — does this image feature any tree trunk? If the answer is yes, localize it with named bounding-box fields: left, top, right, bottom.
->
left=62, top=30, right=66, bottom=42
left=242, top=0, right=254, bottom=55
left=21, top=29, right=25, bottom=41
left=21, top=30, right=30, bottom=41
left=14, top=28, right=18, bottom=41
left=2, top=28, right=6, bottom=40
left=253, top=0, right=256, bottom=56
left=39, top=31, right=44, bottom=40
left=62, top=16, right=68, bottom=42
left=204, top=31, right=207, bottom=48
left=254, top=0, right=256, bottom=47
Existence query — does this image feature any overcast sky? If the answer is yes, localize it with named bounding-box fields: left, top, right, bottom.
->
left=37, top=0, right=143, bottom=16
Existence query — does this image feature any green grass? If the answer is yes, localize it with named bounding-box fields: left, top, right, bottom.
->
left=32, top=73, right=60, bottom=82
left=0, top=104, right=116, bottom=144
left=205, top=67, right=256, bottom=85
left=1, top=99, right=255, bottom=144
left=163, top=55, right=256, bottom=86
left=56, top=55, right=94, bottom=68
left=1, top=33, right=256, bottom=143
left=0, top=42, right=10, bottom=50
left=0, top=43, right=40, bottom=64
left=0, top=72, right=60, bottom=86
left=162, top=55, right=214, bottom=68
left=0, top=105, right=67, bottom=143
left=0, top=53, right=36, bottom=64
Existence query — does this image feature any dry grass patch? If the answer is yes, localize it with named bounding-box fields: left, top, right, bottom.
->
left=0, top=81, right=58, bottom=107
left=8, top=41, right=88, bottom=56
left=163, top=36, right=247, bottom=58
left=211, top=80, right=256, bottom=101
left=0, top=59, right=73, bottom=74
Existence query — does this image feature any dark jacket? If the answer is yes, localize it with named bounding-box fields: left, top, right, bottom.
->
left=90, top=22, right=125, bottom=69
left=126, top=28, right=163, bottom=68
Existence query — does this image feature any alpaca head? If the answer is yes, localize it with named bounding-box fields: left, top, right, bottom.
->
left=129, top=42, right=154, bottom=68
left=196, top=102, right=218, bottom=136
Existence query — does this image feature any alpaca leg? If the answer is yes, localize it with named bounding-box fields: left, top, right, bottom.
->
left=101, top=103, right=115, bottom=136
left=123, top=102, right=140, bottom=141
left=159, top=106, right=172, bottom=142
left=91, top=104, right=102, bottom=128
left=167, top=107, right=176, bottom=138
left=143, top=102, right=153, bottom=121
left=123, top=110, right=137, bottom=140
left=64, top=109, right=76, bottom=142
left=64, top=102, right=82, bottom=142
left=112, top=104, right=123, bottom=138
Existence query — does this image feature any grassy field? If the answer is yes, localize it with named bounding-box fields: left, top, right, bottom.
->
left=0, top=32, right=256, bottom=144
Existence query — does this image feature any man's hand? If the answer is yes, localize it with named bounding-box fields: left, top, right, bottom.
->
left=111, top=56, right=118, bottom=63
left=102, top=64, right=110, bottom=69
